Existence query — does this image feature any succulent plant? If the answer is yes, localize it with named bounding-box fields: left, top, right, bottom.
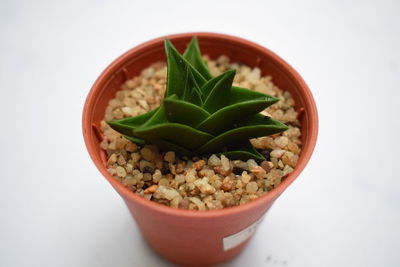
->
left=107, top=37, right=288, bottom=162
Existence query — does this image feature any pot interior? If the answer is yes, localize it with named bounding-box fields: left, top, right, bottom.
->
left=85, top=33, right=316, bottom=176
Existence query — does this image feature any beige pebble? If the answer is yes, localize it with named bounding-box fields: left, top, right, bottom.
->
left=116, top=166, right=127, bottom=178
left=250, top=166, right=266, bottom=179
left=274, top=136, right=289, bottom=148
left=246, top=181, right=258, bottom=194
left=159, top=178, right=169, bottom=187
left=246, top=159, right=258, bottom=169
left=189, top=197, right=206, bottom=210
left=241, top=171, right=252, bottom=184
left=107, top=153, right=117, bottom=165
left=152, top=169, right=162, bottom=183
left=208, top=154, right=221, bottom=166
left=221, top=155, right=231, bottom=171
left=270, top=149, right=285, bottom=158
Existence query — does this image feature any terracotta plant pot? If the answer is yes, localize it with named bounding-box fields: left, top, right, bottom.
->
left=82, top=32, right=318, bottom=266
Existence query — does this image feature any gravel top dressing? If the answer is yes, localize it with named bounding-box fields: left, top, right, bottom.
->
left=100, top=56, right=302, bottom=210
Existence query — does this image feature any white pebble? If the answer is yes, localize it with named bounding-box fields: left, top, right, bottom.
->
left=246, top=159, right=258, bottom=169
left=221, top=155, right=230, bottom=171
left=208, top=154, right=221, bottom=166
left=270, top=149, right=285, bottom=159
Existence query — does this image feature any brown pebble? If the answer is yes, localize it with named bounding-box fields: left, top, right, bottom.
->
left=193, top=160, right=205, bottom=171
left=178, top=198, right=190, bottom=209
left=260, top=161, right=273, bottom=173
left=213, top=166, right=232, bottom=176
left=221, top=178, right=234, bottom=191
left=259, top=149, right=272, bottom=161
left=143, top=185, right=158, bottom=194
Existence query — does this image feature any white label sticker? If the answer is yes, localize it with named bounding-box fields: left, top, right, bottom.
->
left=223, top=216, right=264, bottom=251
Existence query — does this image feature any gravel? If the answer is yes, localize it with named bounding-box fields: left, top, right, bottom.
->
left=100, top=55, right=302, bottom=210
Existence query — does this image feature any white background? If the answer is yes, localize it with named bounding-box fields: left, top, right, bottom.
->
left=1, top=0, right=399, bottom=266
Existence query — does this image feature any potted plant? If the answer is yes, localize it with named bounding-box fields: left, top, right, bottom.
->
left=83, top=32, right=318, bottom=266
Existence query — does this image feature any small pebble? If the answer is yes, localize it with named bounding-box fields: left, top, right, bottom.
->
left=246, top=181, right=258, bottom=194
left=164, top=151, right=175, bottom=163
left=140, top=146, right=154, bottom=161
left=142, top=166, right=154, bottom=174
left=116, top=166, right=127, bottom=178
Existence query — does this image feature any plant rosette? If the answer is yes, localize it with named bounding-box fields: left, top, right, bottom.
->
left=83, top=32, right=318, bottom=266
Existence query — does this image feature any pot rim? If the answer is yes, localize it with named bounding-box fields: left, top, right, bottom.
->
left=82, top=32, right=318, bottom=219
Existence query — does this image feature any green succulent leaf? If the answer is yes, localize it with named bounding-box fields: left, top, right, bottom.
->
left=163, top=95, right=210, bottom=127
left=139, top=105, right=169, bottom=128
left=197, top=96, right=279, bottom=135
left=135, top=121, right=214, bottom=150
left=106, top=37, right=289, bottom=161
left=165, top=39, right=207, bottom=98
left=197, top=115, right=288, bottom=154
left=202, top=70, right=236, bottom=113
left=218, top=141, right=265, bottom=163
left=189, top=84, right=203, bottom=106
left=183, top=37, right=212, bottom=80
left=106, top=108, right=159, bottom=136
left=229, top=86, right=277, bottom=104
left=123, top=135, right=146, bottom=146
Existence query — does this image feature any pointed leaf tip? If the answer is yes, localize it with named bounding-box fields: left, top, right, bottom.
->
left=183, top=37, right=212, bottom=80
left=202, top=69, right=236, bottom=113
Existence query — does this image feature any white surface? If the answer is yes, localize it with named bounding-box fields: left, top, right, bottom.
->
left=1, top=0, right=399, bottom=266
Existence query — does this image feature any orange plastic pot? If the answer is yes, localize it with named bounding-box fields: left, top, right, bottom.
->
left=82, top=32, right=318, bottom=266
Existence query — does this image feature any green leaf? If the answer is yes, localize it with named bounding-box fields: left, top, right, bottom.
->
left=164, top=39, right=207, bottom=97
left=123, top=135, right=146, bottom=146
left=163, top=96, right=210, bottom=127
left=183, top=37, right=212, bottom=80
left=230, top=86, right=278, bottom=104
left=197, top=115, right=288, bottom=154
left=189, top=84, right=203, bottom=106
left=140, top=105, right=169, bottom=128
left=181, top=68, right=203, bottom=105
left=199, top=70, right=231, bottom=100
left=135, top=122, right=214, bottom=150
left=106, top=108, right=159, bottom=136
left=106, top=37, right=289, bottom=161
left=238, top=113, right=287, bottom=127
left=202, top=70, right=236, bottom=113
left=219, top=141, right=265, bottom=162
left=196, top=97, right=278, bottom=135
